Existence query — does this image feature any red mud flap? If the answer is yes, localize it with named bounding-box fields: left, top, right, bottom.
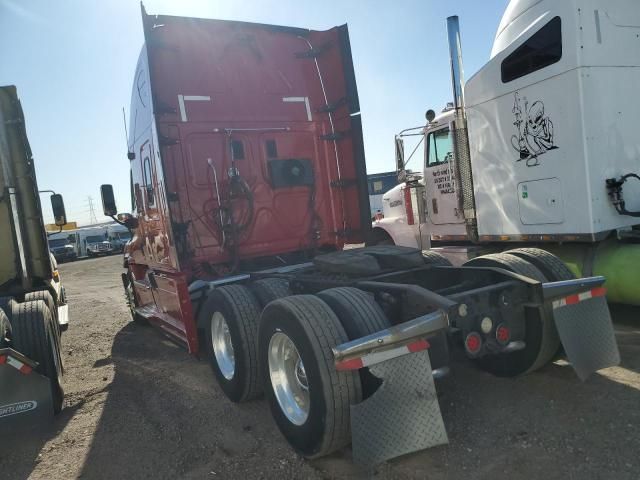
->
left=0, top=348, right=54, bottom=430
left=548, top=284, right=621, bottom=381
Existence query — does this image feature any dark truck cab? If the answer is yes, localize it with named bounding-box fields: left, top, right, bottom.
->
left=1, top=85, right=69, bottom=427
left=101, top=8, right=620, bottom=465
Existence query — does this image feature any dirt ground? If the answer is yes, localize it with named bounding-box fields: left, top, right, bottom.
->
left=1, top=255, right=639, bottom=480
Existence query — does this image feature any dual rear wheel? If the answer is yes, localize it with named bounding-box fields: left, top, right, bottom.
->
left=199, top=282, right=390, bottom=457
left=201, top=280, right=293, bottom=404
left=463, top=248, right=573, bottom=377
left=4, top=299, right=64, bottom=413
left=199, top=248, right=571, bottom=457
left=202, top=285, right=262, bottom=403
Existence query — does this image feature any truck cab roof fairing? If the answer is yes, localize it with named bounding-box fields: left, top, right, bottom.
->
left=492, top=0, right=547, bottom=58
left=132, top=7, right=368, bottom=271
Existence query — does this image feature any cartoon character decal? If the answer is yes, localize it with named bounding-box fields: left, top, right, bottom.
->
left=511, top=92, right=558, bottom=167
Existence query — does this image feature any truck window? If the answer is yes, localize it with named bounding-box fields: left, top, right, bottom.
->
left=142, top=156, right=155, bottom=206
left=85, top=235, right=106, bottom=243
left=501, top=16, right=562, bottom=83
left=231, top=140, right=245, bottom=160
left=130, top=170, right=136, bottom=213
left=426, top=129, right=453, bottom=167
left=265, top=139, right=278, bottom=158
left=48, top=238, right=69, bottom=248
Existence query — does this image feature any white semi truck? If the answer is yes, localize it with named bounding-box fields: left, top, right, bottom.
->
left=372, top=0, right=640, bottom=305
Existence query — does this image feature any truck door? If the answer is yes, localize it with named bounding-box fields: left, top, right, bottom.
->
left=138, top=137, right=175, bottom=269
left=130, top=139, right=163, bottom=309
left=140, top=140, right=160, bottom=260
left=424, top=127, right=464, bottom=226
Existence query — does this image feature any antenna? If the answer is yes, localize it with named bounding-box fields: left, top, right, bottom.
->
left=123, top=107, right=135, bottom=160
left=122, top=107, right=129, bottom=147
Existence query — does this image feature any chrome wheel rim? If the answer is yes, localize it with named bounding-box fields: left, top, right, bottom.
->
left=268, top=332, right=310, bottom=426
left=211, top=312, right=235, bottom=380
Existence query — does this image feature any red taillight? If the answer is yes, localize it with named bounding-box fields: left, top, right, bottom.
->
left=465, top=332, right=482, bottom=355
left=496, top=324, right=510, bottom=345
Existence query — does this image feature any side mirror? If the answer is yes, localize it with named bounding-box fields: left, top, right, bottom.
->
left=395, top=135, right=405, bottom=179
left=101, top=184, right=118, bottom=216
left=50, top=194, right=67, bottom=226
left=117, top=212, right=138, bottom=229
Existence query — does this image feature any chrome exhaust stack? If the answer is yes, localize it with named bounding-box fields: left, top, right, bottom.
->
left=446, top=16, right=478, bottom=242
left=447, top=16, right=466, bottom=116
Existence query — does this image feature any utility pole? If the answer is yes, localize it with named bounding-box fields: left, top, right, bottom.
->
left=87, top=196, right=98, bottom=225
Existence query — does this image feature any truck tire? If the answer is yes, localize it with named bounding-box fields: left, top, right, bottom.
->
left=422, top=250, right=453, bottom=266
left=505, top=248, right=575, bottom=281
left=462, top=253, right=560, bottom=376
left=250, top=278, right=291, bottom=307
left=317, top=287, right=390, bottom=398
left=366, top=228, right=394, bottom=246
left=10, top=300, right=64, bottom=413
left=123, top=273, right=147, bottom=325
left=25, top=290, right=60, bottom=337
left=0, top=297, right=14, bottom=320
left=505, top=249, right=575, bottom=359
left=258, top=295, right=361, bottom=458
left=201, top=285, right=262, bottom=402
left=0, top=309, right=11, bottom=348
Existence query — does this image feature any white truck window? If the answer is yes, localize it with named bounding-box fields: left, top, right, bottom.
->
left=426, top=129, right=453, bottom=167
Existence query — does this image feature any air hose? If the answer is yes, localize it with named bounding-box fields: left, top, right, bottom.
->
left=606, top=173, right=640, bottom=218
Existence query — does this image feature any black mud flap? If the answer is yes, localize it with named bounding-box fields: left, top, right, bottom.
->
left=350, top=350, right=448, bottom=467
left=0, top=348, right=54, bottom=431
left=552, top=295, right=620, bottom=381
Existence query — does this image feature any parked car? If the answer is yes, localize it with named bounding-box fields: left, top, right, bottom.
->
left=48, top=237, right=77, bottom=263
left=84, top=234, right=117, bottom=257
left=108, top=231, right=131, bottom=253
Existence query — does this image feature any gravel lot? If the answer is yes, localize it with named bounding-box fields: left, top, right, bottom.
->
left=1, top=255, right=639, bottom=479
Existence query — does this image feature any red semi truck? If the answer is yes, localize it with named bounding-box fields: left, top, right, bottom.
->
left=100, top=7, right=620, bottom=465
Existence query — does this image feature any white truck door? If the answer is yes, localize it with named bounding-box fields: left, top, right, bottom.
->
left=424, top=127, right=464, bottom=226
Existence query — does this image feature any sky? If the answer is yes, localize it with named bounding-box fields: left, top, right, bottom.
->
left=0, top=0, right=509, bottom=225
